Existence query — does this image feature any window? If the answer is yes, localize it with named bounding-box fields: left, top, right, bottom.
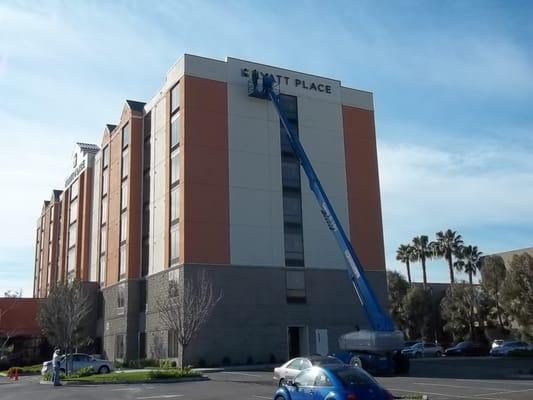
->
left=122, top=123, right=130, bottom=149
left=141, top=238, right=149, bottom=277
left=121, top=181, right=128, bottom=211
left=142, top=204, right=150, bottom=237
left=287, top=359, right=302, bottom=370
left=115, top=335, right=125, bottom=359
left=286, top=269, right=306, bottom=301
left=143, top=137, right=151, bottom=171
left=168, top=330, right=178, bottom=358
left=70, top=179, right=79, bottom=200
left=315, top=372, right=333, bottom=387
left=139, top=332, right=146, bottom=359
left=100, top=226, right=107, bottom=254
left=168, top=269, right=179, bottom=297
left=67, top=247, right=76, bottom=278
left=99, top=255, right=106, bottom=284
left=283, top=192, right=302, bottom=223
left=171, top=148, right=180, bottom=185
left=332, top=368, right=376, bottom=386
left=102, top=169, right=109, bottom=196
left=282, top=160, right=301, bottom=188
left=171, top=113, right=180, bottom=148
left=170, top=186, right=179, bottom=222
left=143, top=172, right=150, bottom=203
left=170, top=224, right=179, bottom=265
left=120, top=211, right=128, bottom=242
left=122, top=148, right=129, bottom=179
left=143, top=111, right=151, bottom=139
left=119, top=244, right=127, bottom=279
left=294, top=369, right=318, bottom=387
left=170, top=83, right=180, bottom=114
left=139, top=280, right=147, bottom=311
left=117, top=283, right=125, bottom=308
left=68, top=222, right=77, bottom=248
left=69, top=198, right=78, bottom=223
left=284, top=225, right=304, bottom=265
left=101, top=198, right=108, bottom=225
left=102, top=146, right=109, bottom=168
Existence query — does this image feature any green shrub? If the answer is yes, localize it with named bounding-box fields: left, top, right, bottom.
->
left=42, top=372, right=66, bottom=381
left=70, top=367, right=95, bottom=378
left=114, top=360, right=125, bottom=369
left=148, top=368, right=199, bottom=380
left=159, top=359, right=173, bottom=369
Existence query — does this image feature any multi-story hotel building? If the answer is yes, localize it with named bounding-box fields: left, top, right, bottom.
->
left=33, top=54, right=388, bottom=365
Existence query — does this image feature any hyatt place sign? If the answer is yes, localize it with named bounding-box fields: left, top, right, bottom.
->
left=241, top=68, right=332, bottom=94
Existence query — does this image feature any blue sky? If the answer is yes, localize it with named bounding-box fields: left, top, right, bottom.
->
left=1, top=0, right=532, bottom=296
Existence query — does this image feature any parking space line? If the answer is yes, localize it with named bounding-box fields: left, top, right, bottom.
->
left=455, top=378, right=533, bottom=386
left=252, top=396, right=271, bottom=399
left=389, top=388, right=502, bottom=400
left=474, top=388, right=533, bottom=397
left=222, top=372, right=261, bottom=378
left=414, top=382, right=504, bottom=391
left=136, top=395, right=184, bottom=400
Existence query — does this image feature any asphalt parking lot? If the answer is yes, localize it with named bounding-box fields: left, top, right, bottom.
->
left=1, top=363, right=533, bottom=400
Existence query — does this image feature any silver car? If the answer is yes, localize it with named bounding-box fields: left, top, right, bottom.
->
left=41, top=353, right=114, bottom=375
left=402, top=342, right=444, bottom=358
left=273, top=356, right=344, bottom=387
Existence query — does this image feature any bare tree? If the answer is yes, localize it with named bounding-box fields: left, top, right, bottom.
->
left=156, top=270, right=222, bottom=366
left=0, top=289, right=22, bottom=360
left=37, top=280, right=93, bottom=374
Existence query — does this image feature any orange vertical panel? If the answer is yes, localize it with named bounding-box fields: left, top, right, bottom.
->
left=342, top=106, right=386, bottom=271
left=182, top=75, right=230, bottom=264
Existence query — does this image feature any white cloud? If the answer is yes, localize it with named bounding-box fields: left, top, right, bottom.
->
left=379, top=131, right=533, bottom=281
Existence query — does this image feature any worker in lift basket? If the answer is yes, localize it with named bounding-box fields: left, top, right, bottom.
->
left=262, top=74, right=274, bottom=95
left=52, top=348, right=62, bottom=387
left=251, top=69, right=259, bottom=92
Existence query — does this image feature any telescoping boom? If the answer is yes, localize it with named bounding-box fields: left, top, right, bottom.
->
left=249, top=74, right=395, bottom=334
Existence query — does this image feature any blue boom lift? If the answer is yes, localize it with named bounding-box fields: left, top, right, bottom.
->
left=248, top=73, right=408, bottom=375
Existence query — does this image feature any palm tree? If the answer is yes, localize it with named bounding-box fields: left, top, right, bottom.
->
left=396, top=244, right=415, bottom=285
left=431, top=229, right=464, bottom=285
left=411, top=235, right=432, bottom=290
left=454, top=245, right=483, bottom=286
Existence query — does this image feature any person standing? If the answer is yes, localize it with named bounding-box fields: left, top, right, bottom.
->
left=52, top=348, right=62, bottom=387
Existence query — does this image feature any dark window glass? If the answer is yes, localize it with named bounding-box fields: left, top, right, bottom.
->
left=139, top=332, right=146, bottom=359
left=117, top=284, right=125, bottom=308
left=333, top=368, right=376, bottom=386
left=141, top=238, right=149, bottom=277
left=283, top=192, right=302, bottom=223
left=282, top=159, right=301, bottom=188
left=143, top=172, right=150, bottom=202
left=143, top=112, right=151, bottom=139
left=143, top=137, right=151, bottom=171
left=142, top=203, right=150, bottom=237
left=139, top=280, right=146, bottom=312
left=315, top=372, right=333, bottom=387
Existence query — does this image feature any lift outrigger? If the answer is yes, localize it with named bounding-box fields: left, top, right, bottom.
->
left=248, top=73, right=408, bottom=375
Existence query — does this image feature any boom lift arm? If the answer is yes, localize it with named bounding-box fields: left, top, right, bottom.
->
left=249, top=75, right=398, bottom=339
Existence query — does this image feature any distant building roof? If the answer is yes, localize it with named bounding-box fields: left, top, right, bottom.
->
left=487, top=247, right=533, bottom=268
left=106, top=124, right=117, bottom=133
left=52, top=190, right=62, bottom=201
left=76, top=142, right=100, bottom=154
left=126, top=100, right=146, bottom=112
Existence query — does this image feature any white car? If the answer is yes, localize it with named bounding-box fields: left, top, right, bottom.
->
left=41, top=353, right=114, bottom=375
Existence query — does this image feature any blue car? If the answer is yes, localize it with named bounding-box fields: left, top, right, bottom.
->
left=273, top=365, right=394, bottom=400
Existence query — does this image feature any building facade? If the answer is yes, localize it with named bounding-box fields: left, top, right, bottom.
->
left=33, top=55, right=388, bottom=365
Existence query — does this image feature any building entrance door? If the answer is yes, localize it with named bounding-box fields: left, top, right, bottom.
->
left=288, top=327, right=300, bottom=359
